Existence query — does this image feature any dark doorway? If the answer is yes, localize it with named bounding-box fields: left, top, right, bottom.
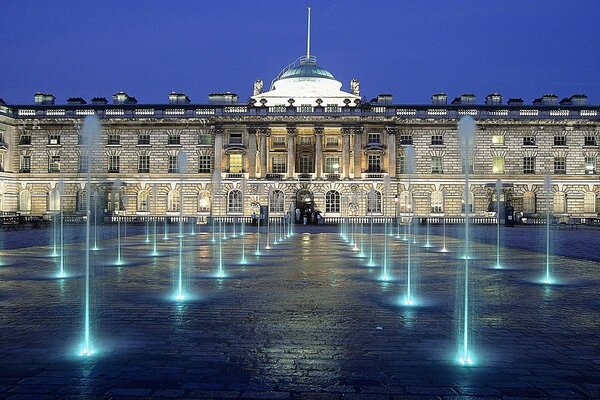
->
left=295, top=189, right=314, bottom=224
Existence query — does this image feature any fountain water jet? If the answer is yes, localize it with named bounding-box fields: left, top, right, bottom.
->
left=58, top=179, right=66, bottom=277
left=92, top=192, right=100, bottom=251
left=402, top=145, right=416, bottom=305
left=542, top=175, right=554, bottom=284
left=175, top=153, right=188, bottom=299
left=494, top=179, right=502, bottom=268
left=151, top=184, right=159, bottom=256
left=113, top=179, right=124, bottom=266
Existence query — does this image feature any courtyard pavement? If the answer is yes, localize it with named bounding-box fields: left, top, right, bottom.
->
left=0, top=223, right=599, bottom=399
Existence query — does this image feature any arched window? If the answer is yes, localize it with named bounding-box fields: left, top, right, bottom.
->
left=523, top=191, right=536, bottom=214
left=431, top=191, right=444, bottom=213
left=137, top=191, right=149, bottom=212
left=325, top=190, right=340, bottom=213
left=270, top=189, right=285, bottom=213
left=198, top=191, right=211, bottom=213
left=227, top=189, right=243, bottom=213
left=584, top=192, right=597, bottom=214
left=47, top=188, right=61, bottom=212
left=76, top=191, right=87, bottom=212
left=461, top=192, right=475, bottom=213
left=553, top=191, right=566, bottom=214
left=367, top=190, right=382, bottom=213
left=167, top=190, right=180, bottom=212
left=399, top=191, right=412, bottom=213
left=19, top=190, right=31, bottom=212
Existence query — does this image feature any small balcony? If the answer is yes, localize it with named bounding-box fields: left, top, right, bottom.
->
left=364, top=142, right=387, bottom=153
left=295, top=173, right=314, bottom=181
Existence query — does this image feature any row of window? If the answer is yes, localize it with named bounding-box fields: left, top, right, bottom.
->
left=396, top=155, right=597, bottom=175
left=19, top=155, right=213, bottom=174
left=18, top=132, right=214, bottom=146
left=397, top=134, right=598, bottom=146
left=16, top=188, right=597, bottom=215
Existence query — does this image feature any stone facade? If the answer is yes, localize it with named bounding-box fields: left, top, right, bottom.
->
left=0, top=100, right=599, bottom=221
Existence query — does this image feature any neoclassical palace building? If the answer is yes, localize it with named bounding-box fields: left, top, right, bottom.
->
left=0, top=51, right=599, bottom=223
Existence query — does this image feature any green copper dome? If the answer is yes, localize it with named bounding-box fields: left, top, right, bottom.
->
left=278, top=63, right=335, bottom=80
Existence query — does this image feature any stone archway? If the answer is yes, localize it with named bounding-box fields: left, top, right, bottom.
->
left=295, top=189, right=314, bottom=223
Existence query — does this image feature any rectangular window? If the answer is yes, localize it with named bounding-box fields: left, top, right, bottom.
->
left=138, top=132, right=150, bottom=145
left=229, top=154, right=242, bottom=173
left=368, top=132, right=381, bottom=144
left=554, top=135, right=566, bottom=146
left=20, top=155, right=31, bottom=173
left=138, top=155, right=150, bottom=173
left=168, top=155, right=179, bottom=173
left=198, top=130, right=212, bottom=145
left=299, top=156, right=313, bottom=173
left=585, top=156, right=596, bottom=174
left=79, top=153, right=89, bottom=172
left=272, top=155, right=287, bottom=173
left=19, top=132, right=32, bottom=145
left=462, top=157, right=474, bottom=174
left=324, top=157, right=340, bottom=174
left=367, top=154, right=381, bottom=172
left=584, top=135, right=597, bottom=146
left=325, top=136, right=339, bottom=148
left=229, top=131, right=243, bottom=145
left=299, top=136, right=312, bottom=145
left=523, top=156, right=535, bottom=174
left=554, top=157, right=566, bottom=174
left=400, top=135, right=413, bottom=145
left=272, top=136, right=286, bottom=148
left=431, top=134, right=444, bottom=145
left=523, top=136, right=536, bottom=146
left=431, top=156, right=443, bottom=173
left=48, top=156, right=60, bottom=173
left=492, top=156, right=505, bottom=174
left=397, top=152, right=405, bottom=174
left=198, top=155, right=212, bottom=173
left=168, top=131, right=181, bottom=145
left=48, top=132, right=60, bottom=145
left=107, top=131, right=120, bottom=145
left=492, top=135, right=505, bottom=145
left=108, top=155, right=120, bottom=173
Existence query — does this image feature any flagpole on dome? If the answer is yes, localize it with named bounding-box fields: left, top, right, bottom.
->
left=306, top=6, right=311, bottom=59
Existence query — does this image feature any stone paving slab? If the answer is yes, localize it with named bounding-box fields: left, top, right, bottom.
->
left=0, top=226, right=599, bottom=398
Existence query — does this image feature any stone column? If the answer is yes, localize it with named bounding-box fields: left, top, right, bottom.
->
left=353, top=126, right=363, bottom=179
left=212, top=126, right=223, bottom=182
left=247, top=127, right=257, bottom=178
left=314, top=127, right=324, bottom=178
left=386, top=126, right=397, bottom=178
left=286, top=125, right=297, bottom=179
left=342, top=127, right=352, bottom=179
left=259, top=127, right=269, bottom=177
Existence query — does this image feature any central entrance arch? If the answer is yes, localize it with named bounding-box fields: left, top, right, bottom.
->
left=295, top=189, right=314, bottom=223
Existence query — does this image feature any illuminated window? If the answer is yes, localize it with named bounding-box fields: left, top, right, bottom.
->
left=272, top=156, right=287, bottom=173
left=77, top=191, right=87, bottom=212
left=431, top=191, right=444, bottom=213
left=229, top=154, right=242, bottom=173
left=585, top=156, right=596, bottom=174
left=553, top=191, right=566, bottom=214
left=48, top=132, right=60, bottom=145
left=48, top=156, right=60, bottom=173
left=325, top=190, right=340, bottom=213
left=324, top=157, right=340, bottom=173
left=270, top=190, right=285, bottom=213
left=399, top=191, right=412, bottom=213
left=492, top=135, right=504, bottom=145
left=492, top=156, right=505, bottom=174
left=137, top=191, right=149, bottom=212
left=167, top=190, right=180, bottom=212
left=227, top=189, right=243, bottom=213
left=198, top=191, right=211, bottom=212
left=47, top=188, right=61, bottom=212
left=19, top=190, right=31, bottom=212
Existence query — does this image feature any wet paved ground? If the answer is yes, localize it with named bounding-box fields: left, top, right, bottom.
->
left=0, top=223, right=599, bottom=399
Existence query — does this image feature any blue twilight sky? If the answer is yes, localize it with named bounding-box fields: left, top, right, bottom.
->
left=2, top=0, right=599, bottom=105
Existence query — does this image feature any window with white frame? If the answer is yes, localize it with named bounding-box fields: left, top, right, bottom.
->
left=523, top=192, right=536, bottom=214
left=198, top=191, right=211, bottom=212
left=299, top=156, right=313, bottom=173
left=167, top=190, right=181, bottom=212
left=108, top=155, right=120, bottom=173
left=553, top=135, right=566, bottom=146
left=20, top=155, right=31, bottom=173
left=198, top=130, right=212, bottom=145
left=585, top=156, right=596, bottom=174
left=137, top=191, right=149, bottom=212
left=168, top=155, right=179, bottom=173
left=431, top=191, right=444, bottom=213
left=198, top=155, right=212, bottom=173
left=138, top=131, right=150, bottom=145
left=368, top=132, right=381, bottom=144
left=367, top=154, right=381, bottom=172
left=270, top=189, right=285, bottom=212
left=168, top=130, right=181, bottom=145
left=47, top=189, right=61, bottom=212
left=325, top=190, right=340, bottom=213
left=492, top=135, right=505, bottom=145
left=553, top=191, right=566, bottom=214
left=584, top=134, right=597, bottom=146
left=48, top=155, right=60, bottom=173
left=48, top=132, right=60, bottom=145
left=325, top=136, right=338, bottom=148
left=324, top=157, right=340, bottom=173
left=272, top=155, right=287, bottom=173
left=227, top=189, right=243, bottom=213
left=399, top=191, right=412, bottom=213
left=367, top=190, right=382, bottom=213
left=397, top=152, right=405, bottom=174
left=584, top=192, right=597, bottom=214
left=138, top=155, right=149, bottom=173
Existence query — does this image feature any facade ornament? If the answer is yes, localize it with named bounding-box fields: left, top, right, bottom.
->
left=253, top=79, right=263, bottom=96
left=350, top=78, right=360, bottom=96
